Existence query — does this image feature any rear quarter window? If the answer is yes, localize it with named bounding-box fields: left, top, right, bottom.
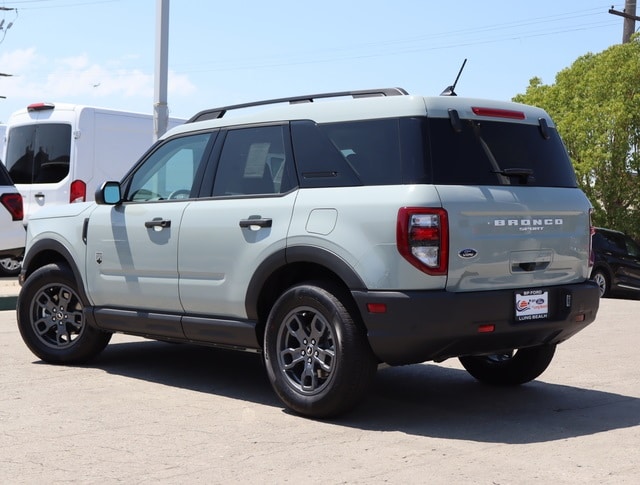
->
left=291, top=118, right=426, bottom=187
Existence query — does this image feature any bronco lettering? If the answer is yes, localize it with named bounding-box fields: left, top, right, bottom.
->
left=494, top=218, right=564, bottom=227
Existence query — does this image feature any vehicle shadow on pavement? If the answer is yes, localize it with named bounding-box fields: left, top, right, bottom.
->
left=349, top=363, right=640, bottom=443
left=91, top=339, right=280, bottom=408
left=89, top=339, right=639, bottom=444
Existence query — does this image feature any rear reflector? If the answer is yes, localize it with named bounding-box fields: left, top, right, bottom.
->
left=366, top=303, right=387, bottom=314
left=477, top=324, right=495, bottom=333
left=472, top=107, right=526, bottom=120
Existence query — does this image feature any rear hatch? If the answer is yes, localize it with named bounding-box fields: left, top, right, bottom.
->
left=4, top=105, right=73, bottom=224
left=423, top=99, right=592, bottom=292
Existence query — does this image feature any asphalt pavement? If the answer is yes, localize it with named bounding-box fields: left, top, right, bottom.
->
left=1, top=284, right=639, bottom=484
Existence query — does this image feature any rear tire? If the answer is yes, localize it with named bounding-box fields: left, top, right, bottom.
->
left=17, top=263, right=111, bottom=364
left=264, top=282, right=377, bottom=418
left=459, top=345, right=556, bottom=386
left=0, top=257, right=21, bottom=277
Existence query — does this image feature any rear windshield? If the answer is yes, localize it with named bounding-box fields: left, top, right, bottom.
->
left=427, top=117, right=577, bottom=187
left=5, top=124, right=72, bottom=184
left=291, top=116, right=577, bottom=188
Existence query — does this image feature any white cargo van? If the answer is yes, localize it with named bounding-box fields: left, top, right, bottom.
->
left=3, top=102, right=184, bottom=223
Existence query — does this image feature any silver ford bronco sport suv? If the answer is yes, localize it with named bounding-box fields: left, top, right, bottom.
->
left=17, top=88, right=600, bottom=418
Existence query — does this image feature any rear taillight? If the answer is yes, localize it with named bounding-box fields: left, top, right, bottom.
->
left=70, top=180, right=86, bottom=203
left=0, top=193, right=24, bottom=221
left=397, top=208, right=448, bottom=275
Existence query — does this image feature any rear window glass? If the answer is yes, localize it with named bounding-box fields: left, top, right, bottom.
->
left=5, top=124, right=72, bottom=184
left=427, top=117, right=577, bottom=187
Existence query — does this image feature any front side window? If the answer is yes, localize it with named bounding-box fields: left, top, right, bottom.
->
left=5, top=124, right=72, bottom=184
left=124, top=132, right=212, bottom=202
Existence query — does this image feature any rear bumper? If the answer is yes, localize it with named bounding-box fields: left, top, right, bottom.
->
left=352, top=281, right=600, bottom=365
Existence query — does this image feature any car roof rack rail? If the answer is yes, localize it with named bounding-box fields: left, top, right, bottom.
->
left=187, top=87, right=409, bottom=123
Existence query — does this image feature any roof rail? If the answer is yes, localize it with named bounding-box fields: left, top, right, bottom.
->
left=187, top=87, right=409, bottom=123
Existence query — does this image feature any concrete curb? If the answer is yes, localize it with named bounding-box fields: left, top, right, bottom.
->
left=0, top=295, right=17, bottom=311
left=0, top=278, right=19, bottom=311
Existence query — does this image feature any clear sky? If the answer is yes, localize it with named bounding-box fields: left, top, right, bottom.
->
left=0, top=0, right=630, bottom=122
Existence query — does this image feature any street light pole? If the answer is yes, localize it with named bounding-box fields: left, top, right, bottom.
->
left=154, top=0, right=169, bottom=141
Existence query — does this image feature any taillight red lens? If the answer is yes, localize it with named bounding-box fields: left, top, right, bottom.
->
left=397, top=207, right=449, bottom=275
left=70, top=180, right=86, bottom=203
left=0, top=192, right=24, bottom=221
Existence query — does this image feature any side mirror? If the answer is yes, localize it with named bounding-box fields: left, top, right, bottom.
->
left=95, top=181, right=122, bottom=205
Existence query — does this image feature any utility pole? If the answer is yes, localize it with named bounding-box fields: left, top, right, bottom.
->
left=609, top=0, right=639, bottom=43
left=154, top=0, right=169, bottom=141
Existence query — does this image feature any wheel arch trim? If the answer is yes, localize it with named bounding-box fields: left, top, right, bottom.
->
left=21, top=239, right=90, bottom=305
left=244, top=245, right=366, bottom=321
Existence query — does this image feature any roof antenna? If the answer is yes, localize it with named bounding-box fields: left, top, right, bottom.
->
left=440, top=58, right=467, bottom=96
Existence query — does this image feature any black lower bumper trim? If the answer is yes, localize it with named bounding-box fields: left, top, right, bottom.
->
left=352, top=281, right=600, bottom=365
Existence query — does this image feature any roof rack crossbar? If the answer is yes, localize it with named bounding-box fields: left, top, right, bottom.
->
left=187, top=87, right=408, bottom=123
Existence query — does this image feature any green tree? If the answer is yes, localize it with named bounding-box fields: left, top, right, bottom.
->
left=513, top=35, right=640, bottom=240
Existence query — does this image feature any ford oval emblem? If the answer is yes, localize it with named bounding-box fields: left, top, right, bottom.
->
left=458, top=248, right=478, bottom=259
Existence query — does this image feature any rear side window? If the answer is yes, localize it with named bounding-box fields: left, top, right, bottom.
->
left=212, top=125, right=295, bottom=196
left=427, top=117, right=577, bottom=187
left=5, top=124, right=72, bottom=184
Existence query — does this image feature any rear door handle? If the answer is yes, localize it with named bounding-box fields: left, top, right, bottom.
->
left=239, top=218, right=272, bottom=230
left=145, top=218, right=171, bottom=229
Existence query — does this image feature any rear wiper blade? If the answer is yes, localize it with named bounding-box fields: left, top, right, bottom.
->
left=492, top=168, right=535, bottom=184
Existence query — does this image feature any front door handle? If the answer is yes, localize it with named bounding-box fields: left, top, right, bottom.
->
left=239, top=218, right=272, bottom=230
left=145, top=218, right=171, bottom=229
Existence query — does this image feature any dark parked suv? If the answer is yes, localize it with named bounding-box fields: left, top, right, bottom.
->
left=591, top=227, right=640, bottom=297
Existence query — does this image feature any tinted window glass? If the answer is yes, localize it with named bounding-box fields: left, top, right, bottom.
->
left=5, top=124, right=72, bottom=184
left=125, top=132, right=211, bottom=202
left=0, top=162, right=13, bottom=186
left=293, top=119, right=416, bottom=187
left=427, top=117, right=577, bottom=187
left=213, top=125, right=294, bottom=196
left=291, top=121, right=361, bottom=188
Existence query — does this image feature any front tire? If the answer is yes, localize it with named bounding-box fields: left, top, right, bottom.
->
left=264, top=282, right=377, bottom=418
left=591, top=269, right=610, bottom=298
left=459, top=345, right=556, bottom=386
left=17, top=263, right=111, bottom=364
